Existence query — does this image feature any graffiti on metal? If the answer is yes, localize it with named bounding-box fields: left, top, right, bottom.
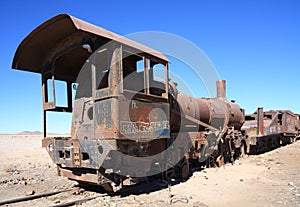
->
left=120, top=120, right=169, bottom=134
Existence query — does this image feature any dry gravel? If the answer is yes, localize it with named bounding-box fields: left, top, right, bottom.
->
left=1, top=135, right=300, bottom=207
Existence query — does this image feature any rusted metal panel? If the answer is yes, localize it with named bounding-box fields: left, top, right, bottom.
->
left=119, top=96, right=170, bottom=140
left=12, top=14, right=168, bottom=81
left=44, top=136, right=119, bottom=170
left=60, top=168, right=99, bottom=184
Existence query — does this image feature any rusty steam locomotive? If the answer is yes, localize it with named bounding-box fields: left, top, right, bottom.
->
left=12, top=14, right=300, bottom=191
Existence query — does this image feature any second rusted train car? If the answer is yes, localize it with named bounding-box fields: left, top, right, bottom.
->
left=242, top=108, right=300, bottom=154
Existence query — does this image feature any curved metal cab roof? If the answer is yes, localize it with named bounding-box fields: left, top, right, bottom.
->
left=12, top=14, right=168, bottom=82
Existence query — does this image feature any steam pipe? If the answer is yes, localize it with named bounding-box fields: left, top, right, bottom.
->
left=216, top=80, right=226, bottom=99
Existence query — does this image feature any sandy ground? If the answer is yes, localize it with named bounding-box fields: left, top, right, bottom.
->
left=0, top=135, right=300, bottom=207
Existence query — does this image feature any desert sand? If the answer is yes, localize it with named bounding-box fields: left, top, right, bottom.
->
left=0, top=135, right=300, bottom=207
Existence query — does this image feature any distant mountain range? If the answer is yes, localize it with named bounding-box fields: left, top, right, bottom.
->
left=18, top=131, right=43, bottom=135
left=0, top=131, right=70, bottom=136
left=17, top=131, right=69, bottom=135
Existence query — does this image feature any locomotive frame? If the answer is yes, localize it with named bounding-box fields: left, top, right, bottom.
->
left=12, top=14, right=300, bottom=192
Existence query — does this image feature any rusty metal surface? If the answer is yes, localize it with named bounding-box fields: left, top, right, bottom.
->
left=243, top=108, right=299, bottom=137
left=242, top=108, right=299, bottom=153
left=13, top=13, right=300, bottom=191
left=12, top=14, right=168, bottom=81
left=216, top=80, right=226, bottom=99
left=173, top=80, right=244, bottom=132
left=119, top=97, right=170, bottom=140
left=60, top=168, right=100, bottom=184
left=169, top=80, right=245, bottom=165
left=257, top=107, right=264, bottom=136
left=11, top=13, right=247, bottom=190
left=227, top=101, right=245, bottom=129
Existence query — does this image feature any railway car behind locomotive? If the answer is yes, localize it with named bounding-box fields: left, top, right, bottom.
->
left=242, top=108, right=300, bottom=154
left=12, top=14, right=246, bottom=191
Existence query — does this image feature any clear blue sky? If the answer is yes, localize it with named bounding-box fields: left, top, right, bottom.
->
left=0, top=0, right=299, bottom=134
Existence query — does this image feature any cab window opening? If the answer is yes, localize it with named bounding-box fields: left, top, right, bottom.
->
left=122, top=50, right=167, bottom=97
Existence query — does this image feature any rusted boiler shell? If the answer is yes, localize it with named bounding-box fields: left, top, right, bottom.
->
left=176, top=93, right=211, bottom=124
left=227, top=102, right=245, bottom=129
left=174, top=81, right=244, bottom=131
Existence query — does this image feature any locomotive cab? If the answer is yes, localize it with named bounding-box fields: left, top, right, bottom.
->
left=12, top=14, right=171, bottom=191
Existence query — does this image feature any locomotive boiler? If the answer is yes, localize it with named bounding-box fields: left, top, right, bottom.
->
left=169, top=80, right=245, bottom=168
left=12, top=14, right=245, bottom=191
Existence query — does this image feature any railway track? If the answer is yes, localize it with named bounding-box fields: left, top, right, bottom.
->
left=0, top=179, right=170, bottom=206
left=0, top=187, right=106, bottom=206
left=0, top=177, right=180, bottom=207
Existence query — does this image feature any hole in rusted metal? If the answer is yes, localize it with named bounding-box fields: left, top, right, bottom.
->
left=82, top=152, right=89, bottom=161
left=87, top=107, right=93, bottom=120
left=58, top=151, right=64, bottom=158
left=65, top=151, right=70, bottom=158
left=98, top=145, right=103, bottom=154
